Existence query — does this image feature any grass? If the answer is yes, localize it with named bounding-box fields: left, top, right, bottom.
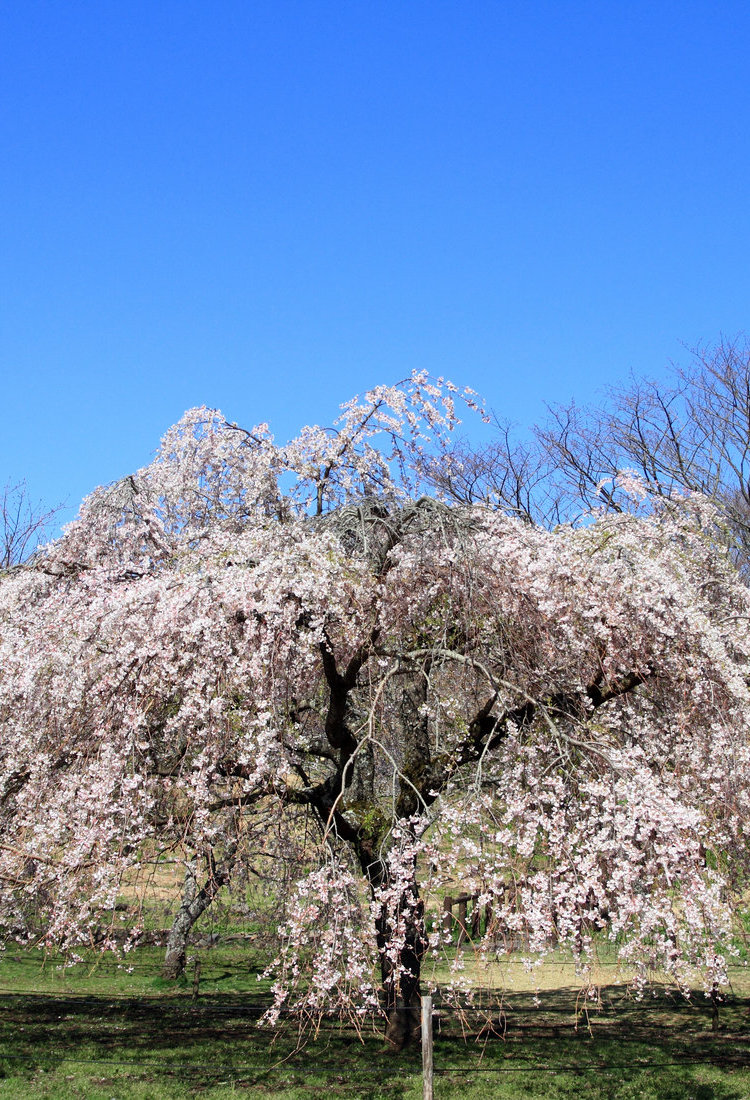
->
left=1, top=943, right=749, bottom=1098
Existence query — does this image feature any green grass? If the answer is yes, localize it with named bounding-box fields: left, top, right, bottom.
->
left=0, top=937, right=271, bottom=998
left=1, top=945, right=749, bottom=1098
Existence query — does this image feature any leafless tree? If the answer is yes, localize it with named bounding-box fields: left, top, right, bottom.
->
left=0, top=481, right=61, bottom=569
left=538, top=338, right=750, bottom=558
left=429, top=338, right=750, bottom=566
left=421, top=417, right=566, bottom=528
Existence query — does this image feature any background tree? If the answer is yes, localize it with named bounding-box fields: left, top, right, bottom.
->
left=431, top=338, right=750, bottom=560
left=1, top=373, right=749, bottom=1051
left=419, top=416, right=564, bottom=527
left=539, top=338, right=750, bottom=537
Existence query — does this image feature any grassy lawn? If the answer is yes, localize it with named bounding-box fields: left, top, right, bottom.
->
left=1, top=943, right=749, bottom=1098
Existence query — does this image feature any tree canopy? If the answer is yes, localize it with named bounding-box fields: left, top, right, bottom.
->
left=1, top=372, right=749, bottom=1048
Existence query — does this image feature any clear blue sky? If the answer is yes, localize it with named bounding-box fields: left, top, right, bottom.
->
left=2, top=1, right=749, bottom=529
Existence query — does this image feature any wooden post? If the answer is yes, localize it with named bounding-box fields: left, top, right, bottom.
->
left=711, top=983, right=720, bottom=1033
left=457, top=897, right=468, bottom=945
left=442, top=895, right=453, bottom=935
left=470, top=896, right=480, bottom=938
left=421, top=994, right=433, bottom=1100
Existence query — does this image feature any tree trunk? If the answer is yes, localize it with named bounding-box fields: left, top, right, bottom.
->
left=378, top=897, right=426, bottom=1050
left=373, top=673, right=431, bottom=1050
left=368, top=847, right=428, bottom=1051
left=161, top=842, right=237, bottom=980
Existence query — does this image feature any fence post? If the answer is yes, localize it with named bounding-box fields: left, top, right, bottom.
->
left=421, top=994, right=433, bottom=1100
left=457, top=897, right=468, bottom=945
left=442, top=895, right=453, bottom=935
left=470, top=896, right=481, bottom=938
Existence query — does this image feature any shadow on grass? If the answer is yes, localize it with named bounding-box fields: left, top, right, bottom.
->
left=0, top=985, right=749, bottom=1098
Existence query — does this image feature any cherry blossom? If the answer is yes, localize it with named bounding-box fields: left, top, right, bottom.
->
left=1, top=374, right=749, bottom=1049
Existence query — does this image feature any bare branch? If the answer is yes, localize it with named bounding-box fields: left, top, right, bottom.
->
left=0, top=480, right=61, bottom=568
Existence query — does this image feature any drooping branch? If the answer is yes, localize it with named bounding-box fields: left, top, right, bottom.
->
left=429, top=658, right=651, bottom=793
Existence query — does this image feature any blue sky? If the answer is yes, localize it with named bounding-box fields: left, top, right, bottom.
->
left=1, top=1, right=749, bottom=530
